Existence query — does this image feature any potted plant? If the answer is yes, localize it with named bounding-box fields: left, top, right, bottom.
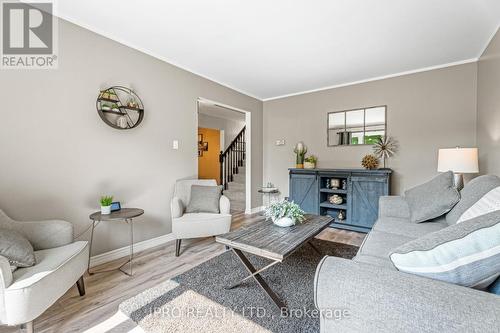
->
left=108, top=90, right=118, bottom=101
left=304, top=155, right=317, bottom=169
left=100, top=90, right=110, bottom=99
left=293, top=142, right=307, bottom=168
left=264, top=200, right=306, bottom=227
left=111, top=103, right=120, bottom=112
left=101, top=103, right=111, bottom=111
left=100, top=196, right=113, bottom=215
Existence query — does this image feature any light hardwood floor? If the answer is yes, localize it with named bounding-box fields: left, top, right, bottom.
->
left=1, top=212, right=365, bottom=333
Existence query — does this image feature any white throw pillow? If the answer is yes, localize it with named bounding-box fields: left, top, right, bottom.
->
left=457, top=186, right=500, bottom=223
left=390, top=210, right=500, bottom=289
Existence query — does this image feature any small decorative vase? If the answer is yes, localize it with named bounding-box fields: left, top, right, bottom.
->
left=116, top=116, right=128, bottom=129
left=329, top=194, right=343, bottom=205
left=330, top=178, right=340, bottom=189
left=273, top=217, right=295, bottom=227
left=304, top=162, right=315, bottom=169
left=337, top=210, right=345, bottom=221
left=101, top=205, right=111, bottom=215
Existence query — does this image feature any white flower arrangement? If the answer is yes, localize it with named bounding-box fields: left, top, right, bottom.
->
left=264, top=200, right=305, bottom=226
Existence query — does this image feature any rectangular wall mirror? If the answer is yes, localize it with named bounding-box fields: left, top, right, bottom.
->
left=327, top=105, right=386, bottom=146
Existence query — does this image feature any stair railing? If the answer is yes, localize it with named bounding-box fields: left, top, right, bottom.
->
left=220, top=126, right=246, bottom=190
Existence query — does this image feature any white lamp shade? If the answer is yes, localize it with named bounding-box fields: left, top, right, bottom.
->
left=437, top=148, right=479, bottom=173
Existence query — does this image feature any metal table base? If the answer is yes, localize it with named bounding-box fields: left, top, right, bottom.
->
left=225, top=242, right=321, bottom=310
left=87, top=208, right=144, bottom=277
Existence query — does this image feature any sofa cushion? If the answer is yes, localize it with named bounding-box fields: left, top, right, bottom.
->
left=446, top=175, right=500, bottom=225
left=353, top=254, right=396, bottom=270
left=172, top=213, right=232, bottom=239
left=358, top=230, right=414, bottom=259
left=0, top=228, right=35, bottom=268
left=185, top=185, right=222, bottom=214
left=404, top=171, right=460, bottom=223
left=389, top=210, right=500, bottom=289
left=378, top=196, right=410, bottom=219
left=373, top=216, right=448, bottom=238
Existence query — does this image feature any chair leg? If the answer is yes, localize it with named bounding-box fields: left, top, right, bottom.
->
left=175, top=239, right=182, bottom=257
left=22, top=321, right=34, bottom=333
left=76, top=275, right=85, bottom=296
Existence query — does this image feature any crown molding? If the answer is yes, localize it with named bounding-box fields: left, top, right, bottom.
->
left=263, top=58, right=478, bottom=101
left=478, top=25, right=499, bottom=59
left=56, top=14, right=482, bottom=103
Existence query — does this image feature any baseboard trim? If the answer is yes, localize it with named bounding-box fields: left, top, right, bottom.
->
left=89, top=233, right=176, bottom=268
left=246, top=206, right=265, bottom=215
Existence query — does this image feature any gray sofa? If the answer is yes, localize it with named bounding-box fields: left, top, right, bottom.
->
left=314, top=193, right=500, bottom=332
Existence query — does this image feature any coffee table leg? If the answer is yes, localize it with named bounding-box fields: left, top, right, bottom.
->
left=308, top=241, right=322, bottom=255
left=229, top=249, right=286, bottom=310
left=226, top=259, right=279, bottom=289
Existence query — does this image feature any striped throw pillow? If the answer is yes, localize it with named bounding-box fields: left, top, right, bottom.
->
left=390, top=210, right=500, bottom=289
left=457, top=186, right=500, bottom=223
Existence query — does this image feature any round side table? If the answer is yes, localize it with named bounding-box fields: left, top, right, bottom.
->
left=258, top=189, right=279, bottom=208
left=87, top=208, right=144, bottom=276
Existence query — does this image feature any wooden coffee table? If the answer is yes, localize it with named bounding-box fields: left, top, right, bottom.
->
left=216, top=214, right=333, bottom=309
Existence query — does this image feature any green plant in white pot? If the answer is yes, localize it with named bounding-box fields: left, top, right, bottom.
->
left=264, top=200, right=306, bottom=227
left=100, top=196, right=113, bottom=215
left=304, top=155, right=317, bottom=169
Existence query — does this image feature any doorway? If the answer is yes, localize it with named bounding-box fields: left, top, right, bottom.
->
left=197, top=127, right=221, bottom=183
left=197, top=98, right=251, bottom=213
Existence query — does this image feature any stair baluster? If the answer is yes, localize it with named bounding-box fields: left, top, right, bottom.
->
left=219, top=126, right=246, bottom=190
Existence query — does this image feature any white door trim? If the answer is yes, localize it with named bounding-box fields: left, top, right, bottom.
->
left=219, top=129, right=225, bottom=151
left=197, top=97, right=251, bottom=213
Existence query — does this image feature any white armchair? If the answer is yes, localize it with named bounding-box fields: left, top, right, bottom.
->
left=0, top=209, right=89, bottom=333
left=171, top=179, right=231, bottom=256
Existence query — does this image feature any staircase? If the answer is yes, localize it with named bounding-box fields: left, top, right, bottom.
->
left=220, top=126, right=246, bottom=212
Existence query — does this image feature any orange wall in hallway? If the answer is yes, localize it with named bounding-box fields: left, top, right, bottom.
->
left=198, top=127, right=221, bottom=184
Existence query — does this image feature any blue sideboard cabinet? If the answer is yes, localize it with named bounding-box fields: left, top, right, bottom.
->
left=289, top=168, right=391, bottom=233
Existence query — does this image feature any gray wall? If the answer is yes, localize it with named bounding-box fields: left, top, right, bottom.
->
left=477, top=29, right=500, bottom=176
left=263, top=63, right=478, bottom=196
left=0, top=19, right=262, bottom=256
left=198, top=113, right=245, bottom=150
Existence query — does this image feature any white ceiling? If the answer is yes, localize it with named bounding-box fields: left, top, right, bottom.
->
left=198, top=100, right=246, bottom=122
left=58, top=0, right=500, bottom=100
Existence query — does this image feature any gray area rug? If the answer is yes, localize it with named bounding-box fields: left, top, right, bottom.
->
left=119, top=239, right=358, bottom=333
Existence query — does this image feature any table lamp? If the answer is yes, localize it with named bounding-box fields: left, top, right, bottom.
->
left=437, top=147, right=479, bottom=190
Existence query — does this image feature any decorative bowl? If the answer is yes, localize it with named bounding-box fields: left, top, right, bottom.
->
left=273, top=217, right=294, bottom=227
left=329, top=194, right=343, bottom=205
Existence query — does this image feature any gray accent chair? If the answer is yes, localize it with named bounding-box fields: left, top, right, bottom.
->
left=171, top=179, right=231, bottom=256
left=315, top=195, right=500, bottom=332
left=0, top=209, right=89, bottom=333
